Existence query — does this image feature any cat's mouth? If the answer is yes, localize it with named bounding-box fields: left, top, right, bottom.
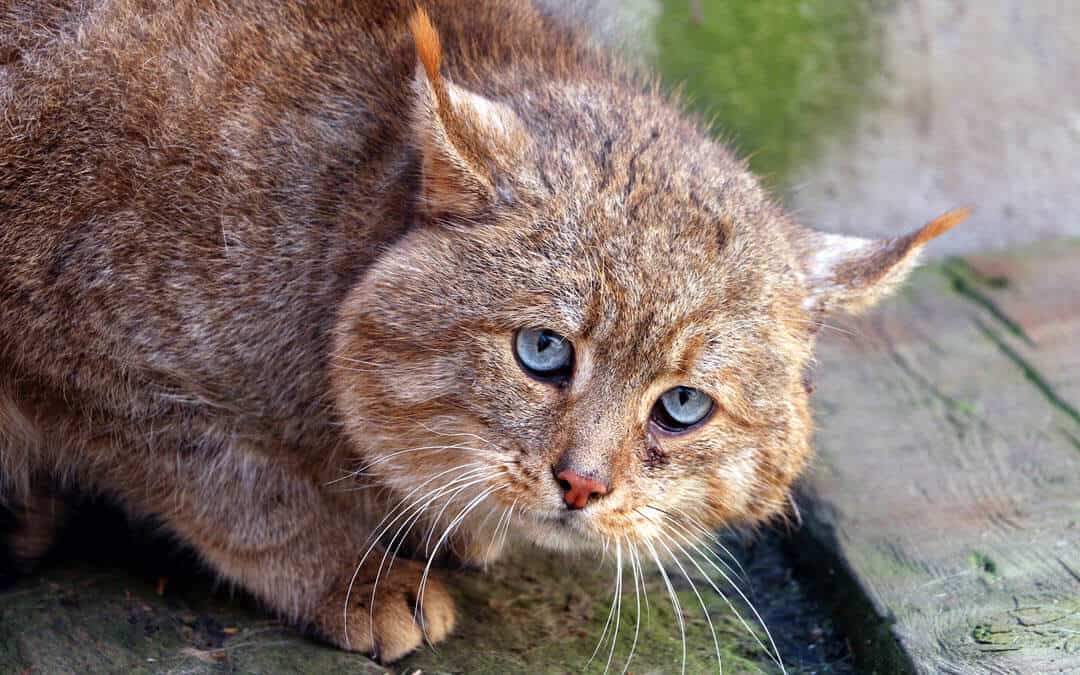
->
left=512, top=503, right=632, bottom=552
left=527, top=507, right=586, bottom=528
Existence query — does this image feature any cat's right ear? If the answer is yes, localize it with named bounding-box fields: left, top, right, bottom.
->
left=790, top=209, right=969, bottom=316
left=408, top=9, right=529, bottom=223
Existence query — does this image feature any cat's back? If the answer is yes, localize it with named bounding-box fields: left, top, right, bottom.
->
left=0, top=0, right=599, bottom=439
left=0, top=0, right=566, bottom=426
left=0, top=1, right=402, bottom=418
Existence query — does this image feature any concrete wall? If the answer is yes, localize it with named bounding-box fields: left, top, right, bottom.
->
left=785, top=0, right=1080, bottom=257
left=572, top=0, right=1080, bottom=258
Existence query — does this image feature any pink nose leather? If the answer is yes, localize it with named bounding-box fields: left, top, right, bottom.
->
left=555, top=469, right=608, bottom=509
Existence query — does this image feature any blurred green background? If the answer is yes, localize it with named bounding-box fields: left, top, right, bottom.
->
left=635, top=0, right=1080, bottom=256
left=654, top=0, right=879, bottom=185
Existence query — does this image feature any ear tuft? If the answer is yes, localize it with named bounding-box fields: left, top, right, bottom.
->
left=408, top=8, right=442, bottom=91
left=796, top=208, right=970, bottom=315
left=911, top=207, right=970, bottom=247
left=406, top=7, right=529, bottom=223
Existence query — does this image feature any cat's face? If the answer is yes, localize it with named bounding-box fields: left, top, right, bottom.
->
left=331, top=20, right=962, bottom=556
left=334, top=173, right=812, bottom=553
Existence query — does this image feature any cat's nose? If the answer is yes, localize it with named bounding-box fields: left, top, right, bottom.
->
left=554, top=468, right=609, bottom=510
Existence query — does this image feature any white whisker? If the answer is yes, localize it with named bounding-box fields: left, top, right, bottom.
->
left=657, top=516, right=787, bottom=673
left=589, top=536, right=620, bottom=668
left=347, top=442, right=500, bottom=479
left=342, top=463, right=496, bottom=647
left=655, top=533, right=723, bottom=674
left=366, top=472, right=498, bottom=649
left=416, top=483, right=507, bottom=638
left=495, top=499, right=517, bottom=554
left=486, top=500, right=514, bottom=562
left=642, top=504, right=747, bottom=582
left=603, top=539, right=624, bottom=675
left=644, top=539, right=687, bottom=675
left=621, top=542, right=644, bottom=675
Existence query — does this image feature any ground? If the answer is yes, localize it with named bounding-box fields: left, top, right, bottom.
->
left=0, top=498, right=853, bottom=673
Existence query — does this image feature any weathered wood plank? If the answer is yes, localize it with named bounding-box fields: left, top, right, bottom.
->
left=802, top=240, right=1080, bottom=673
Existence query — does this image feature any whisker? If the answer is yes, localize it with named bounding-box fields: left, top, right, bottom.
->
left=342, top=464, right=496, bottom=647
left=327, top=354, right=386, bottom=367
left=676, top=513, right=748, bottom=573
left=633, top=544, right=651, bottom=618
left=495, top=499, right=517, bottom=554
left=416, top=483, right=508, bottom=637
left=643, top=539, right=687, bottom=675
left=414, top=422, right=493, bottom=446
left=366, top=473, right=498, bottom=649
left=641, top=504, right=747, bottom=582
left=359, top=463, right=491, bottom=558
left=661, top=522, right=787, bottom=673
left=478, top=501, right=506, bottom=551
left=665, top=517, right=747, bottom=586
left=589, top=536, right=620, bottom=669
left=621, top=542, right=643, bottom=675
left=486, top=500, right=514, bottom=562
left=603, top=538, right=624, bottom=675
left=346, top=442, right=500, bottom=479
left=654, top=533, right=723, bottom=674
left=422, top=478, right=484, bottom=557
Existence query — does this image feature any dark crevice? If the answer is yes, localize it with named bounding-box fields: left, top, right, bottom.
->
left=942, top=258, right=1080, bottom=451
left=974, top=318, right=1080, bottom=436
left=783, top=496, right=917, bottom=675
left=941, top=259, right=1035, bottom=348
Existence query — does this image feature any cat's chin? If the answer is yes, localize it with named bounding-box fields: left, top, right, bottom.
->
left=513, top=509, right=611, bottom=554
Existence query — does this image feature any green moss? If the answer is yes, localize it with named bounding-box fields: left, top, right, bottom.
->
left=2, top=550, right=783, bottom=675
left=653, top=0, right=881, bottom=184
left=969, top=599, right=1080, bottom=653
left=969, top=551, right=998, bottom=576
left=970, top=623, right=995, bottom=644
left=941, top=259, right=1033, bottom=346
left=0, top=565, right=384, bottom=674
left=401, top=550, right=776, bottom=674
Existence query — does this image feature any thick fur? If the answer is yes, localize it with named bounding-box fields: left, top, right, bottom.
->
left=0, top=0, right=960, bottom=662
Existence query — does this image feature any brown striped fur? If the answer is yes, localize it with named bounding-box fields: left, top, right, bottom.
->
left=0, top=0, right=961, bottom=661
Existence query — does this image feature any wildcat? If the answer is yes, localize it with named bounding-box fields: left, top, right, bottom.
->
left=0, top=0, right=963, bottom=663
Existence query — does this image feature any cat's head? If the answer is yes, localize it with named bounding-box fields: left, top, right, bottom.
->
left=331, top=10, right=963, bottom=555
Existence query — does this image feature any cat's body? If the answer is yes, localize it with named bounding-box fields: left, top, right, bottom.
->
left=0, top=0, right=961, bottom=663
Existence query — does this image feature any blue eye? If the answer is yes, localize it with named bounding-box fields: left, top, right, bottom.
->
left=514, top=328, right=573, bottom=381
left=653, top=387, right=713, bottom=431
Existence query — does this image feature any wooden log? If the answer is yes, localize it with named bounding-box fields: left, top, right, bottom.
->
left=802, top=240, right=1080, bottom=673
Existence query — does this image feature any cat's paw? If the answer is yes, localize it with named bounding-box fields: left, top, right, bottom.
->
left=314, top=557, right=456, bottom=663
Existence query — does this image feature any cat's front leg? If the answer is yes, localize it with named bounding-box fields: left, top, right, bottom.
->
left=98, top=442, right=456, bottom=663
left=2, top=487, right=66, bottom=574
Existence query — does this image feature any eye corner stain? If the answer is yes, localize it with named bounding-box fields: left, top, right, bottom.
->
left=644, top=445, right=668, bottom=468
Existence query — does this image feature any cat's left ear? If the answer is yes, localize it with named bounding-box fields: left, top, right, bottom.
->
left=792, top=209, right=970, bottom=315
left=408, top=9, right=529, bottom=222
